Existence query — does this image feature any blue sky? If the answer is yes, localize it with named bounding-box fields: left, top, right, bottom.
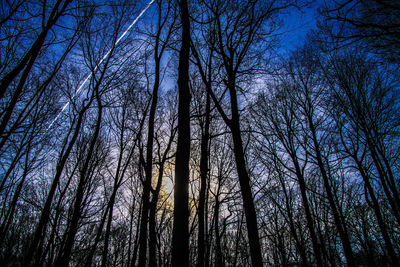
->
left=277, top=1, right=323, bottom=53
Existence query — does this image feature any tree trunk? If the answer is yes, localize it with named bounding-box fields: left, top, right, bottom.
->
left=171, top=0, right=191, bottom=265
left=130, top=200, right=143, bottom=267
left=138, top=38, right=161, bottom=267
left=126, top=197, right=136, bottom=267
left=197, top=90, right=210, bottom=267
left=214, top=198, right=223, bottom=267
left=306, top=110, right=356, bottom=266
left=149, top=126, right=175, bottom=267
left=149, top=164, right=164, bottom=267
left=291, top=156, right=325, bottom=267
left=100, top=195, right=116, bottom=267
left=227, top=79, right=263, bottom=266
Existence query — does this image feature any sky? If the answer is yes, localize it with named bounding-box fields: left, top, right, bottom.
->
left=277, top=1, right=323, bottom=53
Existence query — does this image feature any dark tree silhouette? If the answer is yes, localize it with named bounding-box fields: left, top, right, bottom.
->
left=171, top=0, right=191, bottom=265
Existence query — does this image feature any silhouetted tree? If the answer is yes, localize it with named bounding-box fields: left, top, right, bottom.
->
left=171, top=0, right=191, bottom=265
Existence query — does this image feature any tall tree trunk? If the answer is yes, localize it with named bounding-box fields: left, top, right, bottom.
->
left=214, top=197, right=223, bottom=267
left=138, top=36, right=161, bottom=267
left=227, top=77, right=263, bottom=266
left=233, top=212, right=244, bottom=267
left=149, top=126, right=175, bottom=267
left=126, top=197, right=136, bottom=267
left=148, top=172, right=162, bottom=267
left=42, top=160, right=79, bottom=265
left=305, top=109, right=356, bottom=266
left=84, top=201, right=110, bottom=267
left=197, top=90, right=210, bottom=267
left=291, top=156, right=325, bottom=267
left=149, top=164, right=164, bottom=267
left=338, top=124, right=399, bottom=265
left=171, top=0, right=191, bottom=265
left=100, top=195, right=116, bottom=267
left=365, top=135, right=400, bottom=226
left=130, top=199, right=143, bottom=267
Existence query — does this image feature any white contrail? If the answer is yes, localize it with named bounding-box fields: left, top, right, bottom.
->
left=48, top=0, right=155, bottom=129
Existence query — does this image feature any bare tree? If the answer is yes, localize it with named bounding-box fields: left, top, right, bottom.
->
left=252, top=88, right=327, bottom=266
left=326, top=52, right=400, bottom=265
left=137, top=1, right=176, bottom=265
left=191, top=1, right=302, bottom=265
